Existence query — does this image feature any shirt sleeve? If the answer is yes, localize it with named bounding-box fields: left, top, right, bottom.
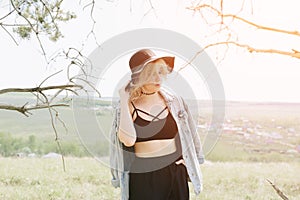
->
left=181, top=97, right=205, bottom=164
left=109, top=102, right=121, bottom=188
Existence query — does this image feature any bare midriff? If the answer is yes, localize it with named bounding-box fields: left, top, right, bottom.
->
left=134, top=138, right=176, bottom=158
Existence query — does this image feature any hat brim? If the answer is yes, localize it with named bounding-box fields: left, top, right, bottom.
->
left=130, top=56, right=175, bottom=76
left=142, top=56, right=175, bottom=73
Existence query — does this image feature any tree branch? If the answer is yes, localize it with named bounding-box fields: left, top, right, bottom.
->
left=69, top=77, right=101, bottom=98
left=0, top=9, right=16, bottom=21
left=47, top=104, right=66, bottom=171
left=187, top=4, right=300, bottom=37
left=0, top=84, right=83, bottom=95
left=266, top=179, right=289, bottom=200
left=38, top=70, right=64, bottom=87
left=82, top=0, right=100, bottom=46
left=178, top=41, right=300, bottom=72
left=0, top=23, right=19, bottom=45
left=9, top=0, right=47, bottom=57
left=0, top=103, right=68, bottom=117
left=0, top=0, right=100, bottom=171
left=217, top=41, right=300, bottom=59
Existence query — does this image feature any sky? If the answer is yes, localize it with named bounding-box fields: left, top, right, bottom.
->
left=0, top=0, right=300, bottom=103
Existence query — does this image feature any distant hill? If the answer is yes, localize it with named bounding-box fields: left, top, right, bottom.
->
left=1, top=93, right=300, bottom=137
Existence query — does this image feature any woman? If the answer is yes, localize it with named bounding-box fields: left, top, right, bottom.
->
left=110, top=49, right=204, bottom=200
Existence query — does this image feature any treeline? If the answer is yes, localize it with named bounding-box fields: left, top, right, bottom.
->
left=0, top=132, right=89, bottom=157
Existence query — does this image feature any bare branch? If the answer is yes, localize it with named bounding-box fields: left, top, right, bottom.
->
left=187, top=4, right=300, bottom=37
left=0, top=9, right=16, bottom=21
left=39, top=70, right=64, bottom=87
left=266, top=179, right=289, bottom=200
left=52, top=107, right=69, bottom=134
left=0, top=103, right=68, bottom=117
left=148, top=0, right=157, bottom=17
left=64, top=47, right=93, bottom=67
left=0, top=84, right=83, bottom=95
left=221, top=41, right=300, bottom=59
left=227, top=14, right=300, bottom=37
left=0, top=24, right=18, bottom=45
left=34, top=87, right=67, bottom=171
left=69, top=77, right=101, bottom=98
left=49, top=88, right=78, bottom=103
left=25, top=103, right=69, bottom=110
left=67, top=60, right=88, bottom=80
left=0, top=23, right=31, bottom=27
left=140, top=0, right=158, bottom=23
left=220, top=0, right=223, bottom=24
left=0, top=0, right=100, bottom=171
left=83, top=0, right=100, bottom=47
left=47, top=104, right=66, bottom=171
left=178, top=41, right=300, bottom=72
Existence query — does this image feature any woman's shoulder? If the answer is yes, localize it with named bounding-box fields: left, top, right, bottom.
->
left=160, top=87, right=179, bottom=100
left=160, top=87, right=184, bottom=107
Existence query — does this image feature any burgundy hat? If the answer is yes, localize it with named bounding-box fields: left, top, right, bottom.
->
left=129, top=49, right=175, bottom=73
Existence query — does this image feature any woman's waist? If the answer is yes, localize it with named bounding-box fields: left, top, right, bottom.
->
left=134, top=138, right=177, bottom=158
left=130, top=146, right=182, bottom=173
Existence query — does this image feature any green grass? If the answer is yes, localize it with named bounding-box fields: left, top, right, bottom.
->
left=0, top=157, right=119, bottom=200
left=1, top=95, right=300, bottom=199
left=199, top=161, right=300, bottom=200
left=0, top=157, right=299, bottom=200
left=205, top=135, right=300, bottom=163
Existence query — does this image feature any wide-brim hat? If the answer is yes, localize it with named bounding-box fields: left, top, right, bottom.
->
left=129, top=49, right=175, bottom=75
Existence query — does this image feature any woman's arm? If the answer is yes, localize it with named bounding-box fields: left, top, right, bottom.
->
left=117, top=84, right=136, bottom=147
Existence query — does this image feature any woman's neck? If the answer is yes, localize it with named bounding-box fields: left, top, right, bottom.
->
left=139, top=91, right=162, bottom=102
left=141, top=91, right=157, bottom=95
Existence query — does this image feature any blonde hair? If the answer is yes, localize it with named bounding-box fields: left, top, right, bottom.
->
left=128, top=59, right=171, bottom=102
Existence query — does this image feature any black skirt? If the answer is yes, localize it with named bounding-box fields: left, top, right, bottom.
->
left=129, top=152, right=189, bottom=200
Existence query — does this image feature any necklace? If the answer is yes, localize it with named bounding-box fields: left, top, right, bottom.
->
left=141, top=91, right=157, bottom=95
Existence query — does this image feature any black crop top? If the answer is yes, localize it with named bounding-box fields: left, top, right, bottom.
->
left=131, top=102, right=178, bottom=143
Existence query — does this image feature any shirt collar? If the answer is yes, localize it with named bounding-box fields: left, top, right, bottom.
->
left=159, top=87, right=175, bottom=104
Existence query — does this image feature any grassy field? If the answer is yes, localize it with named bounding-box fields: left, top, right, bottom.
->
left=1, top=94, right=300, bottom=199
left=0, top=157, right=299, bottom=200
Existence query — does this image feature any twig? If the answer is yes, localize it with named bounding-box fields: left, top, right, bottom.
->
left=39, top=0, right=59, bottom=31
left=148, top=0, right=158, bottom=18
left=0, top=24, right=18, bottom=45
left=49, top=88, right=78, bottom=103
left=223, top=41, right=300, bottom=59
left=69, top=77, right=101, bottom=98
left=10, top=0, right=47, bottom=59
left=178, top=40, right=300, bottom=72
left=0, top=23, right=31, bottom=26
left=187, top=4, right=300, bottom=37
left=266, top=179, right=289, bottom=200
left=39, top=70, right=64, bottom=87
left=52, top=107, right=69, bottom=134
left=0, top=9, right=16, bottom=21
left=0, top=103, right=68, bottom=117
left=140, top=0, right=158, bottom=23
left=0, top=84, right=83, bottom=95
left=37, top=88, right=67, bottom=171
left=83, top=0, right=100, bottom=47
left=47, top=103, right=66, bottom=172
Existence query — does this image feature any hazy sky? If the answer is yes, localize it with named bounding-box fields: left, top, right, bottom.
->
left=0, top=0, right=299, bottom=102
